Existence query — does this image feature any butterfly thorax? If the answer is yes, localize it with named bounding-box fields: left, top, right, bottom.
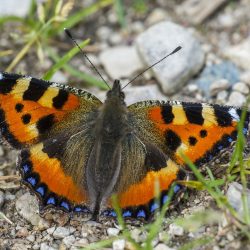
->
left=86, top=80, right=131, bottom=216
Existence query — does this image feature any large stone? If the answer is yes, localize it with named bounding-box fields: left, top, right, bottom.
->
left=136, top=21, right=205, bottom=95
left=226, top=182, right=250, bottom=220
left=0, top=0, right=31, bottom=17
left=15, top=193, right=48, bottom=227
left=223, top=38, right=250, bottom=70
left=99, top=46, right=144, bottom=80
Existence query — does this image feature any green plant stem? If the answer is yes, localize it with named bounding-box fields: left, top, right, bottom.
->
left=6, top=18, right=55, bottom=72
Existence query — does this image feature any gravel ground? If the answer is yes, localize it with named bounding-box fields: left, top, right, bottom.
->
left=1, top=0, right=250, bottom=249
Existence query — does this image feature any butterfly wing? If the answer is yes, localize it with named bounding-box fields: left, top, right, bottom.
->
left=0, top=72, right=102, bottom=212
left=111, top=100, right=249, bottom=217
left=128, top=100, right=249, bottom=166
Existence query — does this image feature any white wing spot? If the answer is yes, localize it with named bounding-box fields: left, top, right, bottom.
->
left=0, top=73, right=3, bottom=80
left=229, top=108, right=240, bottom=121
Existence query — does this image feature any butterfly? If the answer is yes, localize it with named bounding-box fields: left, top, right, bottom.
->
left=0, top=71, right=249, bottom=220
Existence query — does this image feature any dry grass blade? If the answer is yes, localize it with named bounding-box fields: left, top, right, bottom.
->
left=0, top=212, right=13, bottom=225
left=0, top=175, right=20, bottom=181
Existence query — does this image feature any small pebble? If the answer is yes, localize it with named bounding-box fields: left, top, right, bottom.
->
left=154, top=243, right=176, bottom=250
left=107, top=227, right=120, bottom=236
left=227, top=91, right=246, bottom=106
left=62, top=235, right=76, bottom=248
left=146, top=8, right=169, bottom=26
left=240, top=71, right=250, bottom=85
left=168, top=223, right=184, bottom=236
left=187, top=84, right=198, bottom=93
left=112, top=239, right=126, bottom=250
left=40, top=243, right=56, bottom=250
left=232, top=82, right=249, bottom=94
left=209, top=79, right=230, bottom=96
left=96, top=26, right=112, bottom=41
left=53, top=227, right=70, bottom=239
left=74, top=238, right=89, bottom=247
left=216, top=90, right=228, bottom=104
left=131, top=228, right=142, bottom=242
left=26, top=234, right=35, bottom=242
left=47, top=227, right=55, bottom=235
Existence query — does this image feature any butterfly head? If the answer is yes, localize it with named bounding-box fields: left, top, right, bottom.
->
left=106, top=80, right=125, bottom=104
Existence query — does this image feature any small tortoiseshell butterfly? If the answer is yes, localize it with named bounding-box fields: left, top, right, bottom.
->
left=0, top=71, right=249, bottom=220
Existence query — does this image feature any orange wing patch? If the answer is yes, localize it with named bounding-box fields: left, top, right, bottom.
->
left=116, top=159, right=179, bottom=208
left=147, top=102, right=246, bottom=166
left=19, top=142, right=88, bottom=212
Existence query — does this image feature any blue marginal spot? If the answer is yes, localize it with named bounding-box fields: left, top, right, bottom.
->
left=109, top=210, right=117, bottom=217
left=73, top=206, right=90, bottom=213
left=137, top=209, right=146, bottom=218
left=174, top=184, right=181, bottom=193
left=36, top=186, right=45, bottom=196
left=228, top=137, right=233, bottom=143
left=60, top=201, right=70, bottom=211
left=122, top=210, right=132, bottom=218
left=47, top=197, right=56, bottom=205
left=102, top=210, right=110, bottom=216
left=217, top=145, right=223, bottom=150
left=162, top=194, right=168, bottom=204
left=26, top=176, right=36, bottom=186
left=208, top=154, right=213, bottom=161
left=22, top=164, right=31, bottom=174
left=243, top=128, right=248, bottom=135
left=150, top=202, right=159, bottom=213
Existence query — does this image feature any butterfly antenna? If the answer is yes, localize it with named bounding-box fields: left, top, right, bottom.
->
left=64, top=28, right=110, bottom=89
left=122, top=46, right=182, bottom=89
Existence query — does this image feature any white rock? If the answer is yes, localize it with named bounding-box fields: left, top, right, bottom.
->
left=146, top=9, right=170, bottom=26
left=216, top=90, right=228, bottom=104
left=74, top=238, right=89, bottom=247
left=99, top=46, right=144, bottom=79
left=96, top=26, right=112, bottom=41
left=131, top=228, right=141, bottom=242
left=187, top=84, right=198, bottom=93
left=40, top=243, right=56, bottom=250
left=109, top=33, right=123, bottom=45
left=112, top=239, right=125, bottom=250
left=154, top=244, right=176, bottom=250
left=96, top=84, right=166, bottom=105
left=107, top=227, right=120, bottom=236
left=168, top=223, right=184, bottom=236
left=223, top=38, right=250, bottom=70
left=240, top=71, right=250, bottom=86
left=63, top=235, right=76, bottom=247
left=27, top=234, right=35, bottom=242
left=232, top=82, right=249, bottom=95
left=209, top=79, right=230, bottom=96
left=0, top=0, right=31, bottom=17
left=46, top=227, right=56, bottom=235
left=136, top=21, right=205, bottom=95
left=50, top=71, right=68, bottom=84
left=53, top=227, right=70, bottom=239
left=226, top=182, right=250, bottom=219
left=15, top=193, right=48, bottom=227
left=227, top=91, right=246, bottom=107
